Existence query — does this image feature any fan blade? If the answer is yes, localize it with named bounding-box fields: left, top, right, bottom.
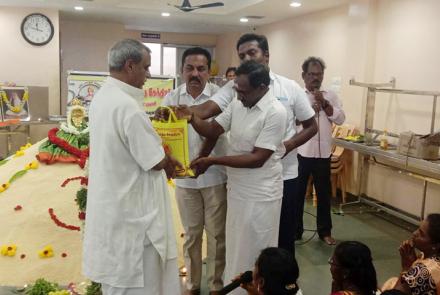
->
left=196, top=2, right=224, bottom=9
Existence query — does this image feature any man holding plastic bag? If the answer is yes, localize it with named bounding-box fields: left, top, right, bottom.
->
left=184, top=61, right=288, bottom=295
left=155, top=47, right=227, bottom=295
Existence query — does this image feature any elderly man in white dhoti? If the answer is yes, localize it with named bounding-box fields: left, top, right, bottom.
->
left=83, top=39, right=181, bottom=295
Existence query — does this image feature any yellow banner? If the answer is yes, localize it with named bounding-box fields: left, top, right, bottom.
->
left=143, top=78, right=174, bottom=116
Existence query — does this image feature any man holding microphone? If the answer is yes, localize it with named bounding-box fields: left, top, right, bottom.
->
left=295, top=57, right=345, bottom=245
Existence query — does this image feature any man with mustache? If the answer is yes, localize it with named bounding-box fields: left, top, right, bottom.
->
left=177, top=34, right=318, bottom=258
left=296, top=57, right=345, bottom=245
left=162, top=47, right=227, bottom=295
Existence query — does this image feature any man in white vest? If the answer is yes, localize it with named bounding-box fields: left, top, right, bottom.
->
left=83, top=39, right=180, bottom=295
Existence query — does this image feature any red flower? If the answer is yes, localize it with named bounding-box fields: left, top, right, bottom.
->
left=47, top=128, right=89, bottom=168
left=48, top=208, right=80, bottom=231
left=78, top=212, right=86, bottom=220
left=14, top=205, right=22, bottom=211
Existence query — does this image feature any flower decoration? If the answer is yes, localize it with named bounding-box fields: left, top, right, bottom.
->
left=25, top=160, right=39, bottom=170
left=0, top=182, right=10, bottom=193
left=1, top=244, right=17, bottom=257
left=14, top=205, right=22, bottom=211
left=38, top=245, right=54, bottom=258
left=78, top=212, right=86, bottom=220
left=48, top=208, right=80, bottom=231
left=13, top=150, right=25, bottom=158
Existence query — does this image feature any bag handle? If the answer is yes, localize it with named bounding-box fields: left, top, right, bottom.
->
left=159, top=106, right=178, bottom=123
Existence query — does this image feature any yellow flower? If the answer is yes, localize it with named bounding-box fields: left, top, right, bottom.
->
left=38, top=245, right=54, bottom=258
left=25, top=143, right=32, bottom=148
left=25, top=161, right=39, bottom=170
left=13, top=150, right=24, bottom=158
left=23, top=91, right=29, bottom=101
left=1, top=244, right=17, bottom=257
left=167, top=179, right=176, bottom=188
left=11, top=106, right=21, bottom=113
left=0, top=182, right=10, bottom=193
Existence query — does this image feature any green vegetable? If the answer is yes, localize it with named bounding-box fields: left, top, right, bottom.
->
left=75, top=187, right=88, bottom=212
left=24, top=278, right=59, bottom=295
left=85, top=282, right=102, bottom=295
left=9, top=170, right=28, bottom=183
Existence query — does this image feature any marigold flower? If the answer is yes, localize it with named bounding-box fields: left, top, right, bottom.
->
left=0, top=182, right=10, bottom=193
left=38, top=245, right=54, bottom=258
left=1, top=244, right=17, bottom=257
left=13, top=150, right=24, bottom=158
left=25, top=161, right=39, bottom=170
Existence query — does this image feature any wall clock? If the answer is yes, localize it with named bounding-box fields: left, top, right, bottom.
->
left=21, top=13, right=54, bottom=46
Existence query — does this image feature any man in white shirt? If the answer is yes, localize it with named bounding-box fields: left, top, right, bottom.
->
left=83, top=39, right=180, bottom=295
left=185, top=61, right=288, bottom=294
left=296, top=57, right=345, bottom=245
left=184, top=34, right=317, bottom=257
left=162, top=47, right=227, bottom=295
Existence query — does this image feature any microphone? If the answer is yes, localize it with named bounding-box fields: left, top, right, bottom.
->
left=219, top=271, right=253, bottom=295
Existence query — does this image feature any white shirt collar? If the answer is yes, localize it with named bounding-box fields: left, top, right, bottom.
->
left=107, top=76, right=145, bottom=102
left=254, top=89, right=273, bottom=111
left=179, top=82, right=214, bottom=100
left=269, top=70, right=276, bottom=82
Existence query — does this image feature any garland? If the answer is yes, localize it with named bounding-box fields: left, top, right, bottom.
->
left=60, top=122, right=89, bottom=136
left=0, top=160, right=39, bottom=193
left=48, top=128, right=89, bottom=168
left=60, top=176, right=88, bottom=187
left=48, top=208, right=80, bottom=231
left=1, top=90, right=29, bottom=113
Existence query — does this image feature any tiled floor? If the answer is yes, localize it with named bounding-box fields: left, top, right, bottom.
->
left=184, top=200, right=416, bottom=295
left=0, top=200, right=416, bottom=295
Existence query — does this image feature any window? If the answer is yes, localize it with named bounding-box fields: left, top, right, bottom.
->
left=143, top=43, right=177, bottom=77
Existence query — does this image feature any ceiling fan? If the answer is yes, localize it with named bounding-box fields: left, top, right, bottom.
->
left=174, top=0, right=225, bottom=12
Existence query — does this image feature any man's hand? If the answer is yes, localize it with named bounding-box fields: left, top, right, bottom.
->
left=164, top=155, right=183, bottom=179
left=153, top=106, right=170, bottom=121
left=312, top=101, right=321, bottom=113
left=232, top=274, right=258, bottom=295
left=174, top=105, right=193, bottom=121
left=190, top=157, right=212, bottom=176
left=399, top=239, right=417, bottom=271
left=313, top=90, right=325, bottom=103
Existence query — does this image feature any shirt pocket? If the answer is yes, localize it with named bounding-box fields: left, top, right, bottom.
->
left=236, top=122, right=263, bottom=152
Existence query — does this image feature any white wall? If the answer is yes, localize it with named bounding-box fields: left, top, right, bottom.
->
left=59, top=19, right=218, bottom=112
left=215, top=0, right=440, bottom=217
left=0, top=7, right=60, bottom=115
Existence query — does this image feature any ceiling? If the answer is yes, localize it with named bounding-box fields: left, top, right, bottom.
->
left=0, top=0, right=352, bottom=33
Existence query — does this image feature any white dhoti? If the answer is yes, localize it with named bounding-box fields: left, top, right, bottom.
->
left=224, top=189, right=282, bottom=295
left=101, top=238, right=179, bottom=295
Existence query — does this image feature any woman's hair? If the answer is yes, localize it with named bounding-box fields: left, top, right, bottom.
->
left=427, top=213, right=440, bottom=245
left=225, top=66, right=237, bottom=76
left=256, top=247, right=300, bottom=295
left=334, top=241, right=377, bottom=295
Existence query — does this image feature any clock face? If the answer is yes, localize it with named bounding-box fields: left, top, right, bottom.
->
left=21, top=13, right=54, bottom=46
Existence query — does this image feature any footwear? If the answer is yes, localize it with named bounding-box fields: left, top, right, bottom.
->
left=320, top=235, right=336, bottom=245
